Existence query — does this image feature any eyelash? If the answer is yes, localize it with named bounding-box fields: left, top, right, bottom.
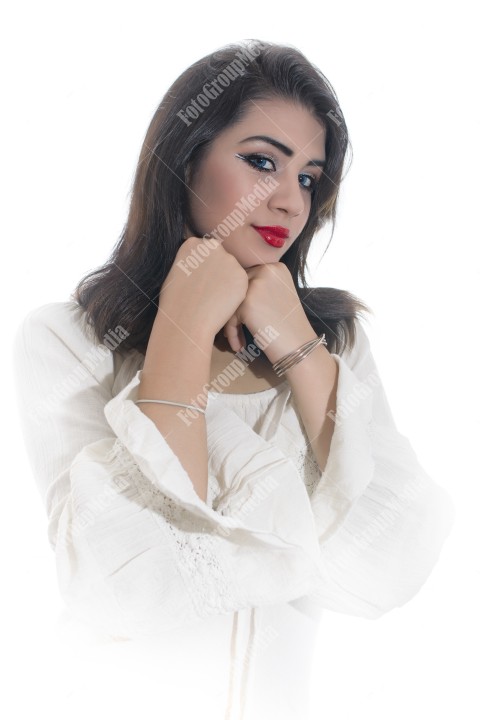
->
left=235, top=153, right=320, bottom=193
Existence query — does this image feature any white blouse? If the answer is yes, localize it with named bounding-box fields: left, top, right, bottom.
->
left=12, top=300, right=455, bottom=720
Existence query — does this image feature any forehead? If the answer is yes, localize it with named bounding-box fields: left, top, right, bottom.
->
left=222, top=97, right=326, bottom=156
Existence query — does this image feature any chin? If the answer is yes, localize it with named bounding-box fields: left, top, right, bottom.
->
left=225, top=243, right=278, bottom=269
left=243, top=259, right=267, bottom=269
left=228, top=252, right=257, bottom=269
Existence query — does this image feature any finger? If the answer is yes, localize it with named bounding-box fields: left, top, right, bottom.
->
left=223, top=317, right=245, bottom=353
left=238, top=324, right=247, bottom=350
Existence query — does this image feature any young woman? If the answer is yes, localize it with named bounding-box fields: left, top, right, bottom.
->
left=13, top=40, right=454, bottom=720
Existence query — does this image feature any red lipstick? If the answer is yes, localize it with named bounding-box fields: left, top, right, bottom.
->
left=252, top=225, right=290, bottom=248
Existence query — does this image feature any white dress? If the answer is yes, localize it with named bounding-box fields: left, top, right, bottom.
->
left=12, top=300, right=455, bottom=720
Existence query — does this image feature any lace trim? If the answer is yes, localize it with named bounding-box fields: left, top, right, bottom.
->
left=292, top=442, right=322, bottom=497
left=276, top=416, right=322, bottom=498
left=103, top=438, right=240, bottom=617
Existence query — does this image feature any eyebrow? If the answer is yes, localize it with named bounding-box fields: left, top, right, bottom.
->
left=238, top=135, right=326, bottom=168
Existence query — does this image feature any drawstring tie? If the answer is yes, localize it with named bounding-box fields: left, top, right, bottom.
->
left=224, top=608, right=257, bottom=719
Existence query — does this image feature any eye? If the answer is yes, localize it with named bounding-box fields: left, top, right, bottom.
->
left=236, top=153, right=276, bottom=172
left=299, top=173, right=319, bottom=193
left=236, top=152, right=320, bottom=193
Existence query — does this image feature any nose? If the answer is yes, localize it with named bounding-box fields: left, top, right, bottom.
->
left=267, top=171, right=305, bottom=218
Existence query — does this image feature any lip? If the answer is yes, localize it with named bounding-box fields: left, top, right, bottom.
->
left=252, top=225, right=289, bottom=248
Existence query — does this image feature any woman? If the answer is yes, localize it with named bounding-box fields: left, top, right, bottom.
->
left=13, top=40, right=454, bottom=720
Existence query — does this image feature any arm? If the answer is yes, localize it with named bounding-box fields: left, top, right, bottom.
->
left=211, top=315, right=455, bottom=620
left=13, top=302, right=454, bottom=636
left=12, top=302, right=324, bottom=639
left=288, top=318, right=456, bottom=618
left=137, top=308, right=214, bottom=503
left=279, top=340, right=339, bottom=473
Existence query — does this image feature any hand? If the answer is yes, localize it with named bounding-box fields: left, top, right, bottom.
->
left=222, top=263, right=317, bottom=362
left=156, top=227, right=249, bottom=343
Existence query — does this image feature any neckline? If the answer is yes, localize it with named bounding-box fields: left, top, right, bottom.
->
left=207, top=378, right=289, bottom=398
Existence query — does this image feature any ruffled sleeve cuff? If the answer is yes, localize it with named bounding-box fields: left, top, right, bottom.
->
left=306, top=346, right=455, bottom=619
left=66, top=370, right=327, bottom=632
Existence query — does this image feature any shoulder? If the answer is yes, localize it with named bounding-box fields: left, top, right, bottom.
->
left=336, top=316, right=373, bottom=369
left=12, top=300, right=119, bottom=386
left=13, top=300, right=97, bottom=356
left=14, top=299, right=89, bottom=334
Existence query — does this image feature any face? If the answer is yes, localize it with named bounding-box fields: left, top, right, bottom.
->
left=185, top=98, right=326, bottom=269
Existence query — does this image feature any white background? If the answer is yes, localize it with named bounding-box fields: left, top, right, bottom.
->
left=2, top=1, right=479, bottom=718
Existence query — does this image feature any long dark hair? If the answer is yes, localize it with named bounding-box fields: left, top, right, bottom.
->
left=72, top=39, right=372, bottom=357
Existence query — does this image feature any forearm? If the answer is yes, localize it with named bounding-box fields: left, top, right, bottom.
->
left=276, top=334, right=338, bottom=472
left=137, top=310, right=214, bottom=503
left=258, top=305, right=338, bottom=472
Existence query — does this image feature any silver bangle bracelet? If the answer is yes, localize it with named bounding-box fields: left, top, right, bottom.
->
left=272, top=334, right=327, bottom=377
left=135, top=399, right=206, bottom=415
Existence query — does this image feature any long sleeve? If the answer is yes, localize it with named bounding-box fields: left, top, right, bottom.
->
left=198, top=321, right=455, bottom=622
left=291, top=320, right=456, bottom=618
left=13, top=301, right=455, bottom=640
left=193, top=330, right=455, bottom=622
left=12, top=302, right=326, bottom=639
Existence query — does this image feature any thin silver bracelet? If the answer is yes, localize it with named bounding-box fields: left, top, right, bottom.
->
left=135, top=399, right=206, bottom=415
left=272, top=334, right=327, bottom=377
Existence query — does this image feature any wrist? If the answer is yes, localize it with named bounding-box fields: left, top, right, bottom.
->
left=152, top=308, right=215, bottom=351
left=258, top=325, right=317, bottom=365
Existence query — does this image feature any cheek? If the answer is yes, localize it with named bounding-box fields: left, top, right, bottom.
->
left=191, top=156, right=264, bottom=227
left=208, top=158, right=244, bottom=200
left=189, top=168, right=222, bottom=226
left=292, top=207, right=312, bottom=240
left=302, top=197, right=314, bottom=222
